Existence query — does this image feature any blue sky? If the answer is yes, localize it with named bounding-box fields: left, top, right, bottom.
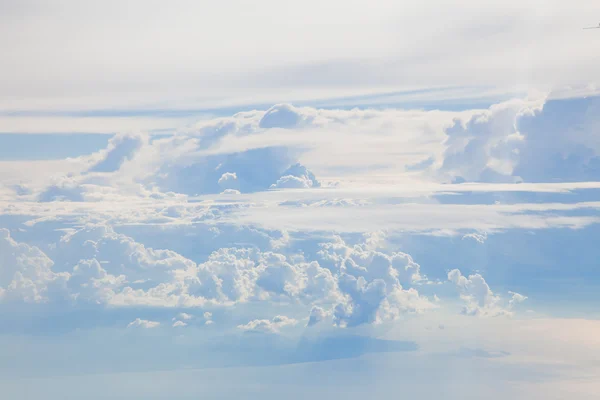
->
left=2, top=1, right=600, bottom=399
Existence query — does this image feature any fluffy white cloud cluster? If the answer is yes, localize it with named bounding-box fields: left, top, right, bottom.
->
left=5, top=94, right=600, bottom=206
left=21, top=105, right=329, bottom=200
left=127, top=318, right=160, bottom=329
left=448, top=269, right=527, bottom=316
left=307, top=306, right=329, bottom=327
left=0, top=222, right=442, bottom=329
left=87, top=134, right=146, bottom=173
left=316, top=236, right=434, bottom=327
left=270, top=163, right=320, bottom=189
left=0, top=228, right=69, bottom=303
left=237, top=315, right=298, bottom=333
left=440, top=95, right=600, bottom=183
left=218, top=172, right=238, bottom=191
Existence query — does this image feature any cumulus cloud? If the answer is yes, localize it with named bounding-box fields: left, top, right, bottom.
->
left=448, top=269, right=526, bottom=316
left=87, top=134, right=145, bottom=173
left=259, top=104, right=306, bottom=129
left=179, top=313, right=193, bottom=320
left=0, top=228, right=69, bottom=303
left=68, top=258, right=127, bottom=303
left=127, top=318, right=160, bottom=329
left=0, top=221, right=436, bottom=330
left=218, top=172, right=239, bottom=190
left=317, top=236, right=433, bottom=327
left=508, top=291, right=528, bottom=308
left=307, top=306, right=329, bottom=327
left=270, top=163, right=321, bottom=189
left=38, top=180, right=85, bottom=202
left=203, top=311, right=214, bottom=325
left=172, top=320, right=187, bottom=328
left=439, top=95, right=600, bottom=183
left=462, top=232, right=487, bottom=244
left=237, top=315, right=297, bottom=333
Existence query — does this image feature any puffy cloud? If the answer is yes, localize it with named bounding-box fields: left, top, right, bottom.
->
left=151, top=146, right=299, bottom=195
left=334, top=274, right=387, bottom=327
left=11, top=222, right=433, bottom=328
left=87, top=134, right=145, bottom=173
left=237, top=315, right=297, bottom=333
left=508, top=291, right=528, bottom=308
left=188, top=248, right=340, bottom=305
left=68, top=258, right=126, bottom=303
left=218, top=172, right=239, bottom=190
left=0, top=228, right=69, bottom=303
left=462, top=232, right=487, bottom=244
left=259, top=104, right=305, bottom=129
left=448, top=269, right=526, bottom=316
left=179, top=313, right=193, bottom=320
left=172, top=320, right=187, bottom=328
left=514, top=95, right=600, bottom=182
left=220, top=189, right=241, bottom=195
left=439, top=95, right=600, bottom=183
left=127, top=318, right=160, bottom=329
left=307, top=306, right=329, bottom=327
left=270, top=163, right=321, bottom=189
left=38, top=180, right=85, bottom=202
left=316, top=236, right=433, bottom=327
left=271, top=175, right=314, bottom=189
left=203, top=311, right=214, bottom=325
left=318, top=236, right=422, bottom=286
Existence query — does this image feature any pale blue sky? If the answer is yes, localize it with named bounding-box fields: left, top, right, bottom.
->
left=1, top=1, right=600, bottom=399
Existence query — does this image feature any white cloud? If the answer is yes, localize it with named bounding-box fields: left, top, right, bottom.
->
left=448, top=269, right=526, bottom=317
left=259, top=104, right=305, bottom=129
left=218, top=172, right=239, bottom=191
left=2, top=0, right=599, bottom=113
left=0, top=228, right=69, bottom=303
left=127, top=318, right=160, bottom=329
left=87, top=134, right=146, bottom=173
left=69, top=258, right=127, bottom=303
left=462, top=232, right=487, bottom=244
left=307, top=306, right=329, bottom=327
left=179, top=313, right=193, bottom=320
left=439, top=95, right=600, bottom=183
left=508, top=291, right=528, bottom=308
left=237, top=315, right=297, bottom=333
left=172, top=320, right=187, bottom=328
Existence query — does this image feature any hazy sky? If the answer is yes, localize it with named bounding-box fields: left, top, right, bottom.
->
left=1, top=1, right=600, bottom=399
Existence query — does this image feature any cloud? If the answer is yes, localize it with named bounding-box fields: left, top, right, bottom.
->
left=218, top=172, right=239, bottom=190
left=172, top=320, right=187, bottom=328
left=0, top=228, right=69, bottom=303
left=237, top=315, right=297, bottom=333
left=38, top=180, right=85, bottom=202
left=448, top=269, right=526, bottom=316
left=258, top=104, right=305, bottom=129
left=462, top=232, right=487, bottom=244
left=179, top=313, right=193, bottom=321
left=0, top=220, right=437, bottom=330
left=87, top=134, right=145, bottom=173
left=127, top=318, right=160, bottom=329
left=439, top=95, right=600, bottom=183
left=508, top=291, right=528, bottom=308
left=316, top=236, right=433, bottom=327
left=270, top=163, right=320, bottom=189
left=2, top=0, right=599, bottom=115
left=307, top=306, right=329, bottom=327
left=68, top=258, right=127, bottom=303
left=203, top=311, right=214, bottom=325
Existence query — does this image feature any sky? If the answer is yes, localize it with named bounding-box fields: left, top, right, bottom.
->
left=2, top=1, right=600, bottom=399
